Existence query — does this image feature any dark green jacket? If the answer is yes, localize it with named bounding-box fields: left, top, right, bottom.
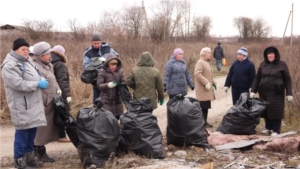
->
left=126, top=52, right=164, bottom=109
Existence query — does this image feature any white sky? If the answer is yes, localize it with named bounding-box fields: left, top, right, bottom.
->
left=0, top=0, right=298, bottom=37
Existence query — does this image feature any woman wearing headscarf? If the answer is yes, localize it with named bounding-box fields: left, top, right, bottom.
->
left=1, top=38, right=48, bottom=168
left=250, top=46, right=293, bottom=136
left=194, top=47, right=216, bottom=127
left=163, top=48, right=194, bottom=99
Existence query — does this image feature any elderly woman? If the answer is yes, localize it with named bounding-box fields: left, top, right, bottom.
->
left=163, top=48, right=194, bottom=99
left=194, top=47, right=216, bottom=128
left=1, top=38, right=48, bottom=168
left=250, top=46, right=293, bottom=136
left=33, top=41, right=61, bottom=163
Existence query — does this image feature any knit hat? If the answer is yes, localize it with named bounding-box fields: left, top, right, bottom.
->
left=91, top=34, right=101, bottom=41
left=33, top=41, right=52, bottom=57
left=108, top=59, right=118, bottom=64
left=173, top=48, right=184, bottom=56
left=265, top=48, right=276, bottom=54
left=53, top=45, right=65, bottom=55
left=237, top=47, right=248, bottom=57
left=13, top=38, right=29, bottom=51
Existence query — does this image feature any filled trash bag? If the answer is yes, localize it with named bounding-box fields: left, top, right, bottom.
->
left=166, top=95, right=209, bottom=148
left=217, top=92, right=269, bottom=135
left=118, top=98, right=164, bottom=159
left=53, top=94, right=79, bottom=148
left=77, top=98, right=120, bottom=168
left=80, top=59, right=103, bottom=84
left=118, top=83, right=132, bottom=110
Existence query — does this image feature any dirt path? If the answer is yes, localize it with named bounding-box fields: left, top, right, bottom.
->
left=0, top=76, right=231, bottom=159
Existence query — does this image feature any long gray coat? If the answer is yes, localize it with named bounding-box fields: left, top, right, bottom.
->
left=163, top=56, right=194, bottom=96
left=33, top=57, right=60, bottom=145
left=1, top=51, right=46, bottom=130
left=251, top=46, right=292, bottom=119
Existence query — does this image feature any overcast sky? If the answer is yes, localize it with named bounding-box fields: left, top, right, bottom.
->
left=0, top=0, right=298, bottom=37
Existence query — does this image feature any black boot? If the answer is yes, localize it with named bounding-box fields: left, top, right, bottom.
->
left=15, top=156, right=35, bottom=169
left=35, top=146, right=55, bottom=163
left=25, top=151, right=44, bottom=167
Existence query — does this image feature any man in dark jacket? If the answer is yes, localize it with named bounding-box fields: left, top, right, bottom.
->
left=224, top=47, right=256, bottom=105
left=83, top=34, right=119, bottom=105
left=51, top=45, right=71, bottom=142
left=213, top=42, right=225, bottom=71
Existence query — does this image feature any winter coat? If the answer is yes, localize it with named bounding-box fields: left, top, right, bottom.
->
left=1, top=51, right=46, bottom=130
left=163, top=56, right=194, bottom=96
left=33, top=57, right=60, bottom=145
left=213, top=45, right=224, bottom=59
left=97, top=54, right=125, bottom=117
left=225, top=57, right=256, bottom=89
left=125, top=52, right=164, bottom=109
left=51, top=51, right=71, bottom=100
left=251, top=46, right=292, bottom=119
left=194, top=56, right=216, bottom=101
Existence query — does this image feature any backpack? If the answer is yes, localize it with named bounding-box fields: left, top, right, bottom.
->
left=81, top=59, right=103, bottom=84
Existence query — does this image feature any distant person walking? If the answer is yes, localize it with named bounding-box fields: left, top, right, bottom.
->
left=83, top=34, right=119, bottom=105
left=126, top=51, right=164, bottom=109
left=163, top=48, right=194, bottom=99
left=224, top=47, right=256, bottom=105
left=51, top=45, right=72, bottom=142
left=1, top=38, right=47, bottom=168
left=213, top=42, right=225, bottom=71
left=194, top=47, right=216, bottom=127
left=250, top=46, right=293, bottom=136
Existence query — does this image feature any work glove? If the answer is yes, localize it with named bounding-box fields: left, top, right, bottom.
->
left=213, top=84, right=217, bottom=90
left=191, top=87, right=194, bottom=91
left=158, top=99, right=164, bottom=105
left=57, top=90, right=62, bottom=95
left=37, top=79, right=49, bottom=89
left=108, top=82, right=118, bottom=88
left=67, top=97, right=72, bottom=104
left=286, top=95, right=293, bottom=102
left=224, top=86, right=228, bottom=93
left=205, top=82, right=211, bottom=90
left=249, top=92, right=256, bottom=98
left=98, top=57, right=106, bottom=63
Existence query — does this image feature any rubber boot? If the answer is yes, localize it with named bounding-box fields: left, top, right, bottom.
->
left=14, top=156, right=35, bottom=169
left=25, top=151, right=44, bottom=167
left=35, top=145, right=55, bottom=163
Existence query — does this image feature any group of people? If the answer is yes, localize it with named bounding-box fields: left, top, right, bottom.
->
left=1, top=35, right=293, bottom=168
left=1, top=38, right=71, bottom=168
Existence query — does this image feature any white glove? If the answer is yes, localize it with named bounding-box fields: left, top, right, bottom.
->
left=66, top=97, right=72, bottom=104
left=108, top=82, right=118, bottom=88
left=205, top=82, right=211, bottom=90
left=57, top=90, right=62, bottom=95
left=286, top=95, right=293, bottom=102
left=249, top=92, right=256, bottom=98
left=98, top=57, right=106, bottom=63
left=224, top=87, right=228, bottom=93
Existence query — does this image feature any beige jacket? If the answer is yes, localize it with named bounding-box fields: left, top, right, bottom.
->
left=194, top=57, right=216, bottom=101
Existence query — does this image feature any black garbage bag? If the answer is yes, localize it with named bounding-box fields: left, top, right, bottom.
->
left=77, top=98, right=120, bottom=168
left=118, top=98, right=164, bottom=159
left=118, top=83, right=132, bottom=110
left=81, top=59, right=103, bottom=84
left=166, top=95, right=209, bottom=148
left=217, top=92, right=269, bottom=135
left=53, top=94, right=79, bottom=148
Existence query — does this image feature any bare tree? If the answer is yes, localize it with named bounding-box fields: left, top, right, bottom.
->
left=251, top=17, right=271, bottom=41
left=98, top=10, right=123, bottom=37
left=67, top=18, right=86, bottom=40
left=192, top=15, right=212, bottom=41
left=122, top=5, right=145, bottom=39
left=22, top=19, right=54, bottom=40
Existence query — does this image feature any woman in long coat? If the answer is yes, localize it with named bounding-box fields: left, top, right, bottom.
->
left=126, top=51, right=164, bottom=109
left=163, top=48, right=194, bottom=99
left=194, top=47, right=216, bottom=127
left=33, top=41, right=61, bottom=163
left=250, top=46, right=293, bottom=136
left=97, top=53, right=125, bottom=120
